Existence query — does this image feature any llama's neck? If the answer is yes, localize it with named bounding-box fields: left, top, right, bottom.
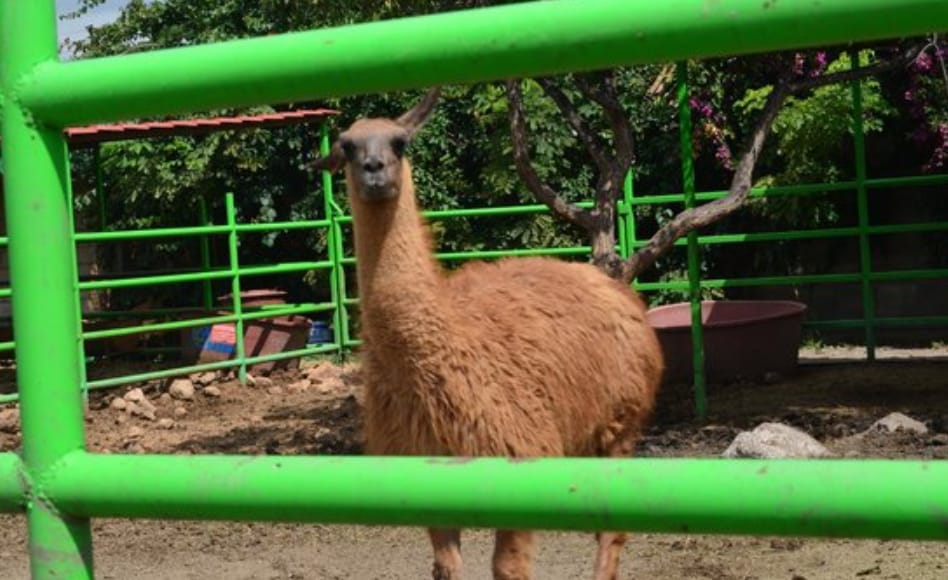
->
left=349, top=163, right=448, bottom=353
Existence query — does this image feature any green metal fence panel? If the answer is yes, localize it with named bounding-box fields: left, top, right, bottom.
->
left=2, top=0, right=948, bottom=578
left=1, top=0, right=95, bottom=576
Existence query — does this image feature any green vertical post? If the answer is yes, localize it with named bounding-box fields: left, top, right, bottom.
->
left=198, top=196, right=214, bottom=311
left=320, top=122, right=345, bottom=357
left=333, top=215, right=353, bottom=349
left=676, top=61, right=708, bottom=419
left=94, top=144, right=107, bottom=231
left=849, top=52, right=877, bottom=361
left=618, top=170, right=634, bottom=259
left=0, top=0, right=95, bottom=577
left=65, top=150, right=90, bottom=403
left=225, top=193, right=247, bottom=383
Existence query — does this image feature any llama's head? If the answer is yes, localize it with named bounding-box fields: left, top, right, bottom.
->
left=315, top=88, right=441, bottom=202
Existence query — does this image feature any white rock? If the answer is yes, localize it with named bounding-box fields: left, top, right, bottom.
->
left=868, top=412, right=928, bottom=435
left=722, top=422, right=832, bottom=459
left=169, top=379, right=195, bottom=401
left=203, top=386, right=222, bottom=398
left=196, top=372, right=218, bottom=385
left=123, top=388, right=145, bottom=403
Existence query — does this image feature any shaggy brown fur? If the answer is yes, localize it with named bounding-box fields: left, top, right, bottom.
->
left=315, top=88, right=664, bottom=580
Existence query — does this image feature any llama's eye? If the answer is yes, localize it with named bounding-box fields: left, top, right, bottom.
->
left=391, top=136, right=407, bottom=157
left=340, top=141, right=356, bottom=160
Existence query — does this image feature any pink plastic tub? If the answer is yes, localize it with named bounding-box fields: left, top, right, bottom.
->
left=647, top=300, right=807, bottom=383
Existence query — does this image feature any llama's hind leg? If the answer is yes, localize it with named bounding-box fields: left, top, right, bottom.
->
left=492, top=529, right=535, bottom=580
left=592, top=426, right=639, bottom=580
left=429, top=528, right=462, bottom=579
left=593, top=531, right=629, bottom=580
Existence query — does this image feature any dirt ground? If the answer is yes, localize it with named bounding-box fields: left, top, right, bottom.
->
left=1, top=348, right=948, bottom=579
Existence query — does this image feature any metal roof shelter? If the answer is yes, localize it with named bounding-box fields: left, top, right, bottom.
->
left=64, top=108, right=339, bottom=146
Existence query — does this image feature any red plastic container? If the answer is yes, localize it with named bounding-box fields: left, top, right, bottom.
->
left=182, top=315, right=312, bottom=372
left=647, top=300, right=807, bottom=383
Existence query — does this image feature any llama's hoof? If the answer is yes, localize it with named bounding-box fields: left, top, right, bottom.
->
left=432, top=562, right=460, bottom=580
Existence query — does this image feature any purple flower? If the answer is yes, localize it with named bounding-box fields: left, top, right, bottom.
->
left=810, top=51, right=828, bottom=77
left=913, top=52, right=933, bottom=73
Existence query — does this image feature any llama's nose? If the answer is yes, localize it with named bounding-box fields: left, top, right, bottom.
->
left=362, top=157, right=384, bottom=173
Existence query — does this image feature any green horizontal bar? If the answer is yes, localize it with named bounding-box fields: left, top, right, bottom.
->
left=78, top=269, right=235, bottom=291
left=76, top=261, right=333, bottom=291
left=0, top=452, right=23, bottom=513
left=0, top=289, right=11, bottom=299
left=332, top=202, right=591, bottom=225
left=637, top=273, right=858, bottom=291
left=435, top=246, right=591, bottom=261
left=631, top=222, right=948, bottom=248
left=806, top=315, right=948, bottom=329
left=242, top=343, right=338, bottom=367
left=871, top=268, right=948, bottom=282
left=73, top=220, right=332, bottom=243
left=423, top=203, right=592, bottom=219
left=40, top=453, right=948, bottom=540
left=83, top=306, right=207, bottom=319
left=0, top=340, right=15, bottom=352
left=631, top=181, right=857, bottom=205
left=83, top=359, right=243, bottom=391
left=631, top=174, right=948, bottom=206
left=869, top=222, right=948, bottom=235
left=234, top=219, right=331, bottom=232
left=21, top=0, right=948, bottom=127
left=864, top=173, right=948, bottom=190
left=80, top=344, right=341, bottom=393
left=81, top=303, right=336, bottom=341
left=74, top=225, right=230, bottom=242
left=239, top=261, right=334, bottom=277
left=637, top=268, right=948, bottom=292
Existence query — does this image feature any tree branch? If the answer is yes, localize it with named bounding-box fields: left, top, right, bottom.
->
left=620, top=48, right=920, bottom=283
left=621, top=82, right=790, bottom=283
left=575, top=71, right=635, bottom=171
left=505, top=79, right=592, bottom=229
left=535, top=77, right=611, bottom=173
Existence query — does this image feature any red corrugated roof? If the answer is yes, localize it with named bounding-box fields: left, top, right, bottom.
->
left=65, top=108, right=340, bottom=146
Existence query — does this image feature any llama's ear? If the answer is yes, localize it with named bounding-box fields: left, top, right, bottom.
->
left=396, top=87, right=442, bottom=137
left=312, top=141, right=345, bottom=173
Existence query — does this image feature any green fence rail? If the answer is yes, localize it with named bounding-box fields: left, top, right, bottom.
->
left=3, top=0, right=948, bottom=578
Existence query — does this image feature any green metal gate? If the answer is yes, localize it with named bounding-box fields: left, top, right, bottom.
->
left=2, top=1, right=948, bottom=578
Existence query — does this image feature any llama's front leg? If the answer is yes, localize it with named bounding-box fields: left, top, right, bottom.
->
left=429, top=527, right=462, bottom=579
left=593, top=531, right=628, bottom=580
left=492, top=529, right=535, bottom=580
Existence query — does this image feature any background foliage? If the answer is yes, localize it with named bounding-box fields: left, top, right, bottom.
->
left=63, top=1, right=948, bottom=310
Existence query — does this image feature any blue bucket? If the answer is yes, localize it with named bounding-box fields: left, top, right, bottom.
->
left=307, top=320, right=333, bottom=345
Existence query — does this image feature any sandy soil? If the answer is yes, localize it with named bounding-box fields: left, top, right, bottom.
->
left=1, top=353, right=947, bottom=579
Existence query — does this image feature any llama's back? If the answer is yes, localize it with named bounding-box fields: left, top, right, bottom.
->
left=443, top=256, right=663, bottom=457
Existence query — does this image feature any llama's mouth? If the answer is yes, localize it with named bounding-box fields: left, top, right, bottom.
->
left=360, top=183, right=398, bottom=201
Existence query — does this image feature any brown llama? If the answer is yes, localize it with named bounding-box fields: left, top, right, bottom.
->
left=314, top=88, right=664, bottom=580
